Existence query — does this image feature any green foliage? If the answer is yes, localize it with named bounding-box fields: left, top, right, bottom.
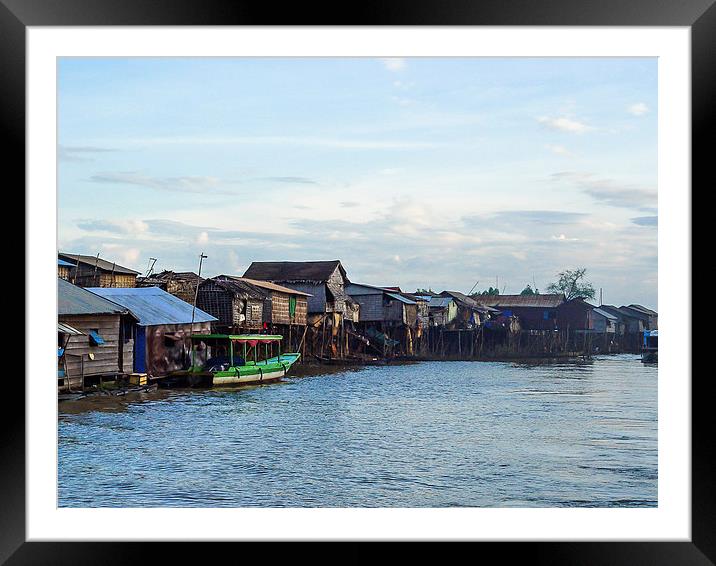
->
left=474, top=287, right=500, bottom=296
left=520, top=285, right=538, bottom=295
left=546, top=268, right=595, bottom=300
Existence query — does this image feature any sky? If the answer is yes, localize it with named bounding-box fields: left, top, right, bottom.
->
left=58, top=57, right=657, bottom=309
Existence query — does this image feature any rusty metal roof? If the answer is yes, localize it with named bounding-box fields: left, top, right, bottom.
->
left=478, top=293, right=566, bottom=308
left=87, top=286, right=216, bottom=326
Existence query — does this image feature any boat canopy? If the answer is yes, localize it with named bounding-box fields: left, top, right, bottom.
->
left=190, top=333, right=283, bottom=345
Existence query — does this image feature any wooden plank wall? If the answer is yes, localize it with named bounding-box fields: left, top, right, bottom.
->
left=60, top=314, right=122, bottom=385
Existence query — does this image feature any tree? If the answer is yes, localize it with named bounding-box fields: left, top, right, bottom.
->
left=546, top=268, right=595, bottom=300
left=473, top=287, right=500, bottom=297
left=520, top=285, right=537, bottom=295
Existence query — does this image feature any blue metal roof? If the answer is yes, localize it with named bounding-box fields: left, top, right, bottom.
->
left=58, top=258, right=74, bottom=267
left=385, top=292, right=416, bottom=305
left=87, top=286, right=217, bottom=327
left=429, top=297, right=454, bottom=308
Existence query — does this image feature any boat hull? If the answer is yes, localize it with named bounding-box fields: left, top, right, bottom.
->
left=188, top=353, right=301, bottom=387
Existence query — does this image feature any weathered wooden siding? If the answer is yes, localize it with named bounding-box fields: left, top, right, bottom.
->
left=351, top=294, right=383, bottom=322
left=60, top=314, right=123, bottom=387
left=325, top=266, right=347, bottom=313
left=283, top=282, right=325, bottom=313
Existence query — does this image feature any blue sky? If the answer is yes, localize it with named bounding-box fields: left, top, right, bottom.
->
left=58, top=57, right=657, bottom=308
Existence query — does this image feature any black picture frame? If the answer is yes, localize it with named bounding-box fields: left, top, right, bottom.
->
left=4, top=0, right=705, bottom=562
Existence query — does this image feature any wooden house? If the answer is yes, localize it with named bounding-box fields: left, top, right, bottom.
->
left=427, top=296, right=458, bottom=327
left=620, top=304, right=658, bottom=330
left=592, top=307, right=618, bottom=334
left=243, top=260, right=349, bottom=315
left=88, top=286, right=216, bottom=377
left=58, top=258, right=73, bottom=281
left=198, top=275, right=310, bottom=331
left=136, top=270, right=202, bottom=304
left=556, top=297, right=596, bottom=331
left=59, top=253, right=140, bottom=288
left=346, top=282, right=418, bottom=327
left=598, top=305, right=640, bottom=335
left=438, top=291, right=495, bottom=328
left=479, top=293, right=566, bottom=330
left=58, top=278, right=137, bottom=390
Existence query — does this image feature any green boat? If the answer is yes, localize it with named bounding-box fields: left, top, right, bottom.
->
left=185, top=334, right=300, bottom=387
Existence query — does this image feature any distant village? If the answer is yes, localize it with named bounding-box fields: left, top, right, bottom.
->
left=57, top=252, right=658, bottom=392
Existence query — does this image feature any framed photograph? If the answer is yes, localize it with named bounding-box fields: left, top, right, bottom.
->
left=7, top=0, right=705, bottom=562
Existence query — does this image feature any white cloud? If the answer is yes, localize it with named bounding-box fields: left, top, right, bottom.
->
left=537, top=116, right=592, bottom=134
left=380, top=58, right=406, bottom=72
left=99, top=135, right=438, bottom=151
left=89, top=171, right=230, bottom=194
left=545, top=144, right=573, bottom=157
left=628, top=102, right=649, bottom=116
left=197, top=231, right=209, bottom=244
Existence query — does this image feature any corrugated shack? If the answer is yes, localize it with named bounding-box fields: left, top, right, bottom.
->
left=427, top=296, right=458, bottom=326
left=88, top=286, right=216, bottom=377
left=346, top=283, right=418, bottom=326
left=479, top=294, right=566, bottom=330
left=136, top=270, right=202, bottom=303
left=592, top=307, right=618, bottom=334
left=197, top=275, right=310, bottom=331
left=346, top=282, right=419, bottom=356
left=438, top=291, right=496, bottom=328
left=620, top=304, right=658, bottom=330
left=58, top=278, right=137, bottom=390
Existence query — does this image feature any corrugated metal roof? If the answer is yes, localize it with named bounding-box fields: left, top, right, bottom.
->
left=59, top=253, right=140, bottom=275
left=347, top=283, right=416, bottom=304
left=429, top=297, right=454, bottom=308
left=593, top=307, right=618, bottom=320
left=58, top=322, right=84, bottom=335
left=58, top=278, right=131, bottom=316
left=87, top=286, right=217, bottom=326
left=625, top=304, right=658, bottom=316
left=478, top=293, right=565, bottom=308
left=385, top=292, right=416, bottom=305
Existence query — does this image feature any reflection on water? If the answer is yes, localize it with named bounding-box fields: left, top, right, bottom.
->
left=58, top=355, right=657, bottom=508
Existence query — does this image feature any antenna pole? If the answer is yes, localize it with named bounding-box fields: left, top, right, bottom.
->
left=191, top=252, right=207, bottom=332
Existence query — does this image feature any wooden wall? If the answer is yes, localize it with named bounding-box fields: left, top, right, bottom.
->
left=71, top=270, right=137, bottom=288
left=59, top=314, right=129, bottom=389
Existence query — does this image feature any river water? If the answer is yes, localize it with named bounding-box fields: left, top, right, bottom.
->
left=58, top=355, right=657, bottom=507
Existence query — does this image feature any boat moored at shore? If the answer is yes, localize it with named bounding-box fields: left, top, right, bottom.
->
left=182, top=334, right=300, bottom=386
